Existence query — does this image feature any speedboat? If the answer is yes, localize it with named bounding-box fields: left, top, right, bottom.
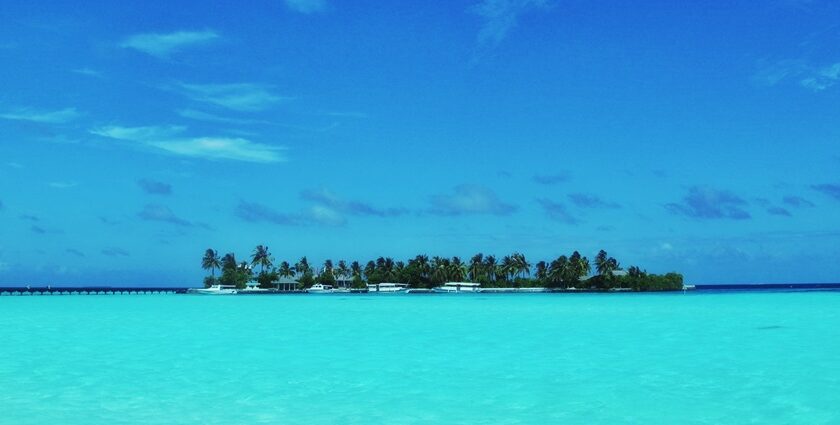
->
left=432, top=282, right=481, bottom=293
left=306, top=283, right=335, bottom=294
left=188, top=284, right=238, bottom=295
left=366, top=282, right=408, bottom=293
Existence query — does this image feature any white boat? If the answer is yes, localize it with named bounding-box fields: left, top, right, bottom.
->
left=188, top=284, right=238, bottom=295
left=432, top=282, right=481, bottom=293
left=366, top=282, right=408, bottom=293
left=306, top=283, right=335, bottom=294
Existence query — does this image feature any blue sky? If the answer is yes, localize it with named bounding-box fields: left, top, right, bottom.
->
left=1, top=0, right=839, bottom=285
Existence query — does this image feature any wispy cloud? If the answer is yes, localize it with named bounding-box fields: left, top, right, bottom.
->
left=101, top=247, right=130, bottom=257
left=532, top=171, right=570, bottom=185
left=568, top=193, right=620, bottom=209
left=176, top=83, right=288, bottom=111
left=536, top=198, right=579, bottom=224
left=666, top=187, right=751, bottom=220
left=812, top=183, right=840, bottom=201
left=72, top=68, right=102, bottom=78
left=138, top=204, right=192, bottom=226
left=120, top=30, right=219, bottom=58
left=782, top=195, right=814, bottom=208
left=138, top=179, right=172, bottom=195
left=800, top=63, right=840, bottom=91
left=755, top=59, right=840, bottom=92
left=235, top=200, right=345, bottom=226
left=91, top=124, right=185, bottom=141
left=300, top=188, right=407, bottom=217
left=306, top=205, right=346, bottom=226
left=177, top=109, right=270, bottom=125
left=236, top=201, right=301, bottom=225
left=767, top=206, right=792, bottom=217
left=325, top=111, right=368, bottom=119
left=472, top=0, right=549, bottom=46
left=0, top=107, right=80, bottom=123
left=429, top=184, right=517, bottom=216
left=91, top=125, right=286, bottom=163
left=285, top=0, right=327, bottom=14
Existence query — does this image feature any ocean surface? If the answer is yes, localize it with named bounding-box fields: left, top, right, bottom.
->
left=1, top=291, right=839, bottom=424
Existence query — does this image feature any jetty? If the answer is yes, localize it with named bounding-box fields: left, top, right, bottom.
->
left=0, top=286, right=189, bottom=296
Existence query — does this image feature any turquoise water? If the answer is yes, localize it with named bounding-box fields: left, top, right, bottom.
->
left=1, top=292, right=839, bottom=424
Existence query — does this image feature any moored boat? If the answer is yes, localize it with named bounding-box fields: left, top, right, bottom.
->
left=366, top=282, right=408, bottom=293
left=432, top=282, right=481, bottom=293
left=188, top=284, right=238, bottom=295
left=306, top=283, right=335, bottom=294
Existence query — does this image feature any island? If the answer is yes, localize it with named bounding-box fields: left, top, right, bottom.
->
left=201, top=246, right=684, bottom=292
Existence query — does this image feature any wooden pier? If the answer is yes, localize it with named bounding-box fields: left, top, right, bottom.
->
left=0, top=286, right=189, bottom=296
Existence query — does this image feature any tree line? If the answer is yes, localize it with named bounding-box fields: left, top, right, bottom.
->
left=201, top=246, right=683, bottom=291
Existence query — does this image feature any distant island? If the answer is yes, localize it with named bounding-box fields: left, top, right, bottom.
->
left=201, top=246, right=684, bottom=292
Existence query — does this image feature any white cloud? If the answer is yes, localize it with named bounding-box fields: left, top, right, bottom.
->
left=176, top=109, right=269, bottom=125
left=149, top=137, right=285, bottom=163
left=91, top=125, right=185, bottom=141
left=72, top=68, right=102, bottom=78
left=90, top=125, right=285, bottom=163
left=430, top=184, right=517, bottom=216
left=176, top=83, right=288, bottom=111
left=472, top=0, right=549, bottom=46
left=800, top=62, right=840, bottom=91
left=0, top=107, right=80, bottom=123
left=120, top=30, right=219, bottom=58
left=755, top=59, right=840, bottom=92
left=285, top=0, right=327, bottom=14
left=308, top=205, right=347, bottom=226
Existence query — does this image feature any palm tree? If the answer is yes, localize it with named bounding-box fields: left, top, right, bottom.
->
left=512, top=252, right=530, bottom=279
left=278, top=261, right=294, bottom=279
left=569, top=251, right=590, bottom=280
left=250, top=245, right=272, bottom=273
left=469, top=253, right=484, bottom=282
left=413, top=254, right=430, bottom=285
left=500, top=255, right=514, bottom=283
left=382, top=257, right=396, bottom=281
left=549, top=255, right=569, bottom=288
left=202, top=248, right=221, bottom=277
left=484, top=255, right=497, bottom=285
left=336, top=260, right=349, bottom=287
left=449, top=256, right=466, bottom=281
left=535, top=260, right=548, bottom=284
left=431, top=256, right=449, bottom=283
left=595, top=250, right=614, bottom=277
left=295, top=256, right=311, bottom=277
left=364, top=260, right=376, bottom=281
left=221, top=253, right=237, bottom=271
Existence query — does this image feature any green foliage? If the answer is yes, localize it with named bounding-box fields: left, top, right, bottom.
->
left=219, top=267, right=250, bottom=289
left=619, top=270, right=684, bottom=291
left=203, top=275, right=218, bottom=288
left=298, top=273, right=315, bottom=289
left=201, top=249, right=684, bottom=292
left=317, top=270, right=336, bottom=285
left=257, top=270, right=278, bottom=289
